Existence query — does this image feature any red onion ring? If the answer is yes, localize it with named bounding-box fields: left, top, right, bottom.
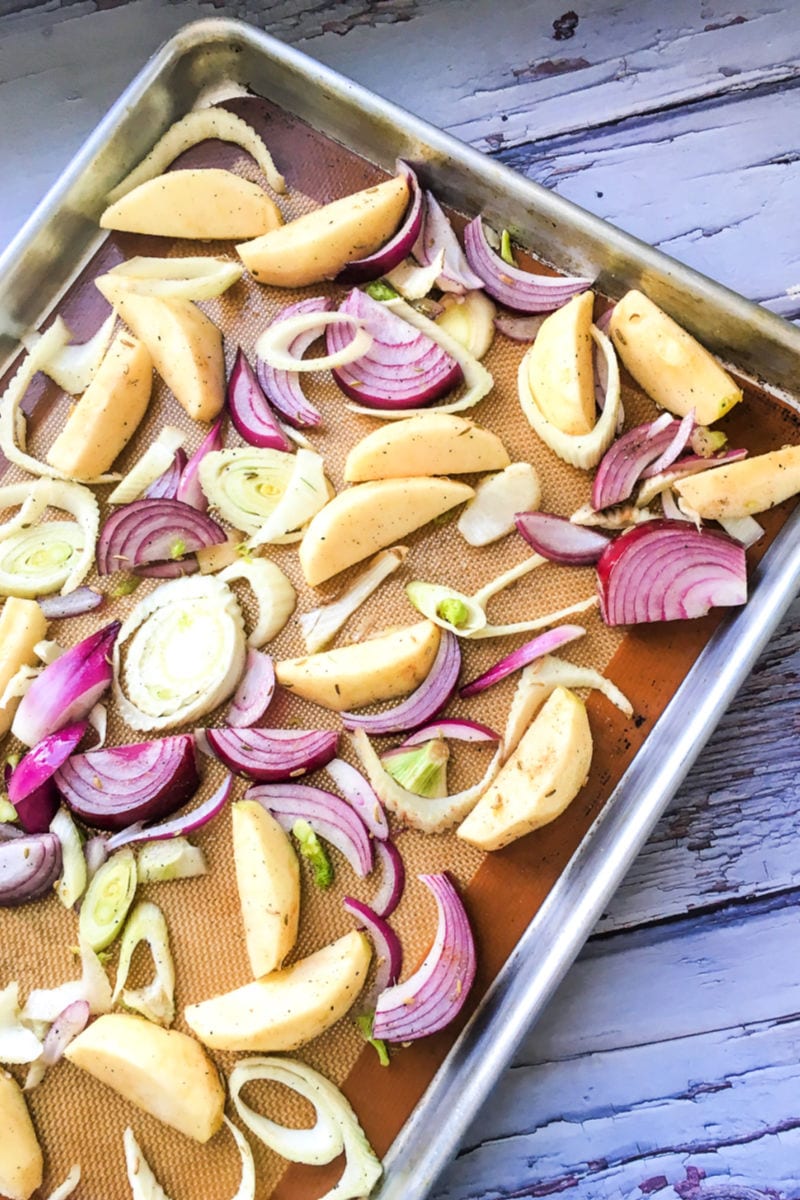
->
left=412, top=189, right=484, bottom=294
left=226, top=650, right=276, bottom=728
left=371, top=838, right=406, bottom=919
left=325, top=757, right=389, bottom=840
left=515, top=511, right=612, bottom=565
left=228, top=348, right=292, bottom=451
left=104, top=773, right=233, bottom=852
left=8, top=722, right=88, bottom=833
left=246, top=781, right=373, bottom=877
left=256, top=298, right=331, bottom=429
left=36, top=587, right=104, bottom=620
left=145, top=448, right=188, bottom=501
left=177, top=416, right=225, bottom=512
left=205, top=727, right=339, bottom=781
left=463, top=217, right=592, bottom=313
left=0, top=832, right=62, bottom=907
left=96, top=498, right=226, bottom=575
left=343, top=896, right=402, bottom=998
left=341, top=630, right=461, bottom=735
left=459, top=624, right=586, bottom=697
left=336, top=163, right=423, bottom=284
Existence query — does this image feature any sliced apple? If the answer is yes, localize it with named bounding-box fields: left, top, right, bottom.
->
left=343, top=413, right=510, bottom=482
left=64, top=1013, right=225, bottom=1143
left=457, top=686, right=592, bottom=851
left=184, top=930, right=371, bottom=1052
left=299, top=476, right=474, bottom=587
left=0, top=599, right=48, bottom=737
left=526, top=291, right=596, bottom=436
left=100, top=168, right=282, bottom=240
left=96, top=286, right=224, bottom=422
left=276, top=619, right=440, bottom=711
left=233, top=799, right=300, bottom=977
left=609, top=289, right=742, bottom=425
left=0, top=1070, right=42, bottom=1200
left=237, top=175, right=409, bottom=287
left=675, top=444, right=800, bottom=519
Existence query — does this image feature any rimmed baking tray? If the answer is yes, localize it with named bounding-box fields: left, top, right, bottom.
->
left=3, top=18, right=800, bottom=1200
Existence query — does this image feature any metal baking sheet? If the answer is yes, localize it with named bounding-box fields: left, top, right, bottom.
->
left=3, top=18, right=800, bottom=1200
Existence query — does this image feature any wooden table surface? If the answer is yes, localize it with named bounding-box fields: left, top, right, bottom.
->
left=2, top=3, right=800, bottom=1197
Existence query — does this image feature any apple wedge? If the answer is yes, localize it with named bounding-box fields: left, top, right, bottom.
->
left=96, top=286, right=225, bottom=422
left=100, top=168, right=282, bottom=240
left=299, top=477, right=474, bottom=587
left=46, top=330, right=152, bottom=479
left=526, top=290, right=596, bottom=436
left=609, top=290, right=742, bottom=425
left=64, top=1013, right=225, bottom=1142
left=675, top=444, right=800, bottom=519
left=0, top=599, right=48, bottom=737
left=276, top=619, right=440, bottom=711
left=237, top=175, right=409, bottom=287
left=343, top=413, right=510, bottom=482
left=233, top=799, right=300, bottom=977
left=184, top=930, right=371, bottom=1052
left=457, top=686, right=592, bottom=851
left=0, top=1070, right=42, bottom=1200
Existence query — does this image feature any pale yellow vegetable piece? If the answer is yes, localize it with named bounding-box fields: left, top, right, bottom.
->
left=609, top=289, right=742, bottom=425
left=98, top=288, right=225, bottom=422
left=457, top=686, right=592, bottom=851
left=46, top=330, right=152, bottom=480
left=299, top=477, right=474, bottom=587
left=0, top=1069, right=42, bottom=1200
left=276, top=619, right=440, bottom=712
left=344, top=413, right=510, bottom=482
left=0, top=598, right=48, bottom=738
left=675, top=444, right=800, bottom=519
left=526, top=291, right=596, bottom=436
left=233, top=800, right=300, bottom=978
left=184, top=930, right=371, bottom=1052
left=64, top=1012, right=224, bottom=1143
left=100, top=168, right=283, bottom=240
left=237, top=175, right=409, bottom=287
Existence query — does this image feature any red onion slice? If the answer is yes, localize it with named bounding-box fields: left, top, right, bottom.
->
left=412, top=190, right=484, bottom=294
left=515, top=511, right=612, bottom=565
left=226, top=650, right=276, bottom=728
left=0, top=825, right=25, bottom=841
left=96, top=499, right=226, bottom=575
left=460, top=625, right=586, bottom=697
left=8, top=722, right=88, bottom=833
left=36, top=588, right=104, bottom=620
left=144, top=448, right=188, bottom=501
left=373, top=873, right=475, bottom=1041
left=256, top=298, right=331, bottom=429
left=640, top=410, right=696, bottom=478
left=177, top=416, right=225, bottom=512
left=132, top=557, right=199, bottom=578
left=400, top=719, right=501, bottom=746
left=41, top=999, right=90, bottom=1065
left=597, top=518, right=747, bottom=626
left=493, top=312, right=546, bottom=342
left=0, top=832, right=62, bottom=907
left=325, top=757, right=389, bottom=841
left=337, top=163, right=423, bottom=284
left=205, top=727, right=339, bottom=781
left=246, top=781, right=373, bottom=877
left=328, top=288, right=463, bottom=410
left=54, top=735, right=199, bottom=830
left=372, top=838, right=406, bottom=919
left=104, top=773, right=233, bottom=852
left=591, top=413, right=686, bottom=511
left=12, top=621, right=120, bottom=748
left=594, top=305, right=615, bottom=334
left=228, top=348, right=293, bottom=451
left=341, top=630, right=461, bottom=735
left=343, top=896, right=402, bottom=998
left=463, top=218, right=592, bottom=313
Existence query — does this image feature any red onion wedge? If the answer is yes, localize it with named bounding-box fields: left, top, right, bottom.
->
left=591, top=413, right=689, bottom=512
left=255, top=298, right=330, bottom=429
left=96, top=498, right=226, bottom=575
left=226, top=650, right=276, bottom=728
left=597, top=518, right=747, bottom=626
left=516, top=511, right=612, bottom=565
left=337, top=162, right=423, bottom=284
left=177, top=416, right=225, bottom=512
left=493, top=312, right=546, bottom=342
left=373, top=873, right=476, bottom=1041
left=54, top=735, right=199, bottom=831
left=341, top=630, right=461, bottom=735
left=205, top=727, right=339, bottom=781
left=463, top=218, right=592, bottom=313
left=343, top=896, right=402, bottom=998
left=12, top=621, right=120, bottom=747
left=412, top=189, right=484, bottom=294
left=328, top=288, right=463, bottom=410
left=145, top=448, right=188, bottom=501
left=104, top=772, right=233, bottom=852
left=325, top=757, right=389, bottom=841
left=0, top=832, right=62, bottom=906
left=41, top=999, right=90, bottom=1065
left=640, top=411, right=695, bottom=478
left=36, top=587, right=104, bottom=620
left=8, top=722, right=88, bottom=833
left=132, top=556, right=199, bottom=578
left=228, top=347, right=293, bottom=451
left=246, top=781, right=373, bottom=877
left=372, top=838, right=406, bottom=918
left=460, top=625, right=586, bottom=697
left=400, top=719, right=501, bottom=746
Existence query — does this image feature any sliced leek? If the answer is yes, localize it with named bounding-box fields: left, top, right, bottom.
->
left=79, top=849, right=137, bottom=952
left=435, top=289, right=496, bottom=360
left=24, top=312, right=116, bottom=396
left=385, top=250, right=444, bottom=301
left=0, top=982, right=43, bottom=1064
left=136, top=838, right=207, bottom=883
left=218, top=557, right=295, bottom=647
left=255, top=312, right=372, bottom=373
left=99, top=256, right=243, bottom=302
left=199, top=447, right=296, bottom=535
left=22, top=939, right=112, bottom=1023
left=50, top=807, right=88, bottom=909
left=108, top=426, right=185, bottom=505
left=299, top=545, right=407, bottom=654
left=382, top=737, right=449, bottom=798
left=0, top=479, right=98, bottom=597
left=123, top=1117, right=255, bottom=1200
left=112, top=901, right=175, bottom=1027
left=247, top=448, right=329, bottom=548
